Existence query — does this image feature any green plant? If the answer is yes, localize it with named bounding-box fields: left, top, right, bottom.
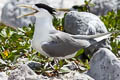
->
left=72, top=0, right=94, bottom=12
left=100, top=10, right=120, bottom=57
left=0, top=24, right=34, bottom=62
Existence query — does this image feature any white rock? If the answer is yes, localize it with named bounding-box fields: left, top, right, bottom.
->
left=17, top=57, right=29, bottom=65
left=0, top=0, right=8, bottom=21
left=38, top=71, right=94, bottom=80
left=0, top=59, right=6, bottom=64
left=87, top=48, right=120, bottom=80
left=8, top=64, right=39, bottom=80
left=62, top=71, right=94, bottom=80
left=0, top=72, right=8, bottom=80
left=7, top=64, right=94, bottom=80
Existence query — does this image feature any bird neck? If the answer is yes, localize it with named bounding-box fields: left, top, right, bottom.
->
left=33, top=15, right=55, bottom=42
left=35, top=15, right=55, bottom=32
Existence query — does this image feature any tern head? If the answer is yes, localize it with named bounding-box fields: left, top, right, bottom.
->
left=17, top=3, right=57, bottom=18
left=17, top=3, right=69, bottom=18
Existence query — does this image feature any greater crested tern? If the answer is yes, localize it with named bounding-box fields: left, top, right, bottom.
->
left=17, top=3, right=120, bottom=59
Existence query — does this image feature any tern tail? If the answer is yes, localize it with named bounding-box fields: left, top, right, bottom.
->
left=93, top=30, right=120, bottom=42
left=71, top=30, right=120, bottom=42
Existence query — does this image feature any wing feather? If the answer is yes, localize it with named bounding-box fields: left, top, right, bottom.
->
left=41, top=31, right=90, bottom=57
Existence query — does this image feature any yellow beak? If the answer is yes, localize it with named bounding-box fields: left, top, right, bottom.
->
left=17, top=4, right=70, bottom=18
left=16, top=4, right=38, bottom=18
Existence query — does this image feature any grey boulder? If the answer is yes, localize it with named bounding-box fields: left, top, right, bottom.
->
left=0, top=0, right=8, bottom=21
left=90, top=0, right=119, bottom=15
left=87, top=48, right=120, bottom=80
left=1, top=0, right=36, bottom=28
left=64, top=11, right=108, bottom=35
left=64, top=11, right=111, bottom=55
left=8, top=64, right=39, bottom=80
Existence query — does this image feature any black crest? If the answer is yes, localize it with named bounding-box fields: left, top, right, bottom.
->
left=35, top=3, right=56, bottom=14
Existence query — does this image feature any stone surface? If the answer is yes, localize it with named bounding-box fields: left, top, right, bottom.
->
left=90, top=0, right=119, bottom=15
left=0, top=72, right=8, bottom=80
left=5, top=58, right=94, bottom=80
left=1, top=0, right=84, bottom=27
left=1, top=0, right=36, bottom=28
left=87, top=48, right=120, bottom=80
left=8, top=64, right=39, bottom=80
left=64, top=11, right=108, bottom=35
left=64, top=11, right=111, bottom=55
left=7, top=64, right=94, bottom=80
left=61, top=71, right=94, bottom=80
left=0, top=0, right=8, bottom=21
left=27, top=61, right=42, bottom=70
left=0, top=59, right=7, bottom=65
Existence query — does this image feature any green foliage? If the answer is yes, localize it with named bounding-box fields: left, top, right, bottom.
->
left=100, top=10, right=120, bottom=31
left=53, top=16, right=63, bottom=28
left=72, top=0, right=94, bottom=12
left=75, top=49, right=84, bottom=57
left=52, top=15, right=65, bottom=31
left=100, top=10, right=120, bottom=57
left=0, top=24, right=34, bottom=62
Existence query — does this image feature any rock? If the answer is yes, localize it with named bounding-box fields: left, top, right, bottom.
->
left=17, top=58, right=29, bottom=65
left=0, top=0, right=8, bottom=21
left=62, top=71, right=94, bottom=80
left=27, top=61, right=42, bottom=70
left=119, top=51, right=120, bottom=56
left=8, top=64, right=39, bottom=80
left=1, top=0, right=84, bottom=27
left=87, top=48, right=120, bottom=80
left=64, top=11, right=111, bottom=55
left=90, top=0, right=119, bottom=15
left=38, top=71, right=94, bottom=80
left=0, top=72, right=8, bottom=80
left=1, top=1, right=36, bottom=28
left=64, top=11, right=107, bottom=35
left=7, top=64, right=94, bottom=80
left=0, top=59, right=6, bottom=65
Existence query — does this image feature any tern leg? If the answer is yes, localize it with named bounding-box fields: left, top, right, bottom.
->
left=48, top=58, right=60, bottom=70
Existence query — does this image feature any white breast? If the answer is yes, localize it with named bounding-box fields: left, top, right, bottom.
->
left=31, top=11, right=56, bottom=57
left=31, top=39, right=50, bottom=57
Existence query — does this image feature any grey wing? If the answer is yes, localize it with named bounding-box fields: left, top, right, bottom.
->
left=41, top=31, right=91, bottom=57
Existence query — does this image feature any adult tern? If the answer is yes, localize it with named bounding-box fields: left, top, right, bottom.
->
left=17, top=3, right=119, bottom=59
